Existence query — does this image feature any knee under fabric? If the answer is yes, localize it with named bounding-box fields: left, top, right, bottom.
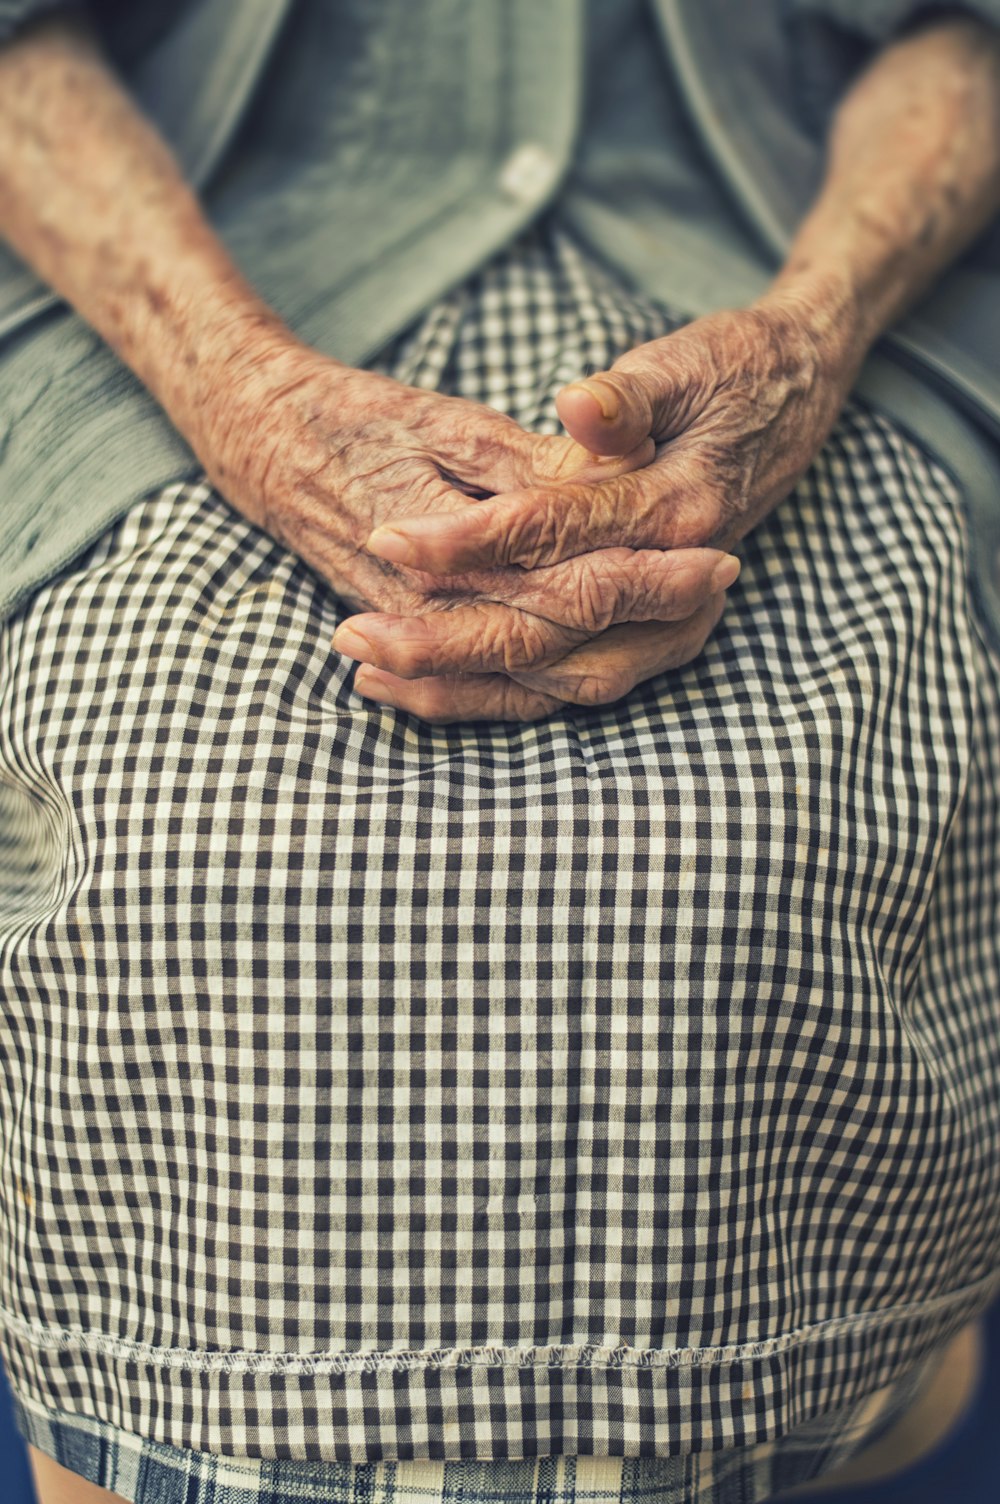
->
left=784, top=1315, right=999, bottom=1504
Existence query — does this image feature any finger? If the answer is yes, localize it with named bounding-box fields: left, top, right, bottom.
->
left=363, top=460, right=719, bottom=574
left=505, top=593, right=727, bottom=707
left=334, top=602, right=587, bottom=679
left=331, top=548, right=739, bottom=678
left=555, top=379, right=656, bottom=460
left=529, top=431, right=657, bottom=485
left=444, top=408, right=657, bottom=496
left=554, top=340, right=697, bottom=457
left=467, top=546, right=740, bottom=631
left=293, top=469, right=503, bottom=581
left=352, top=664, right=564, bottom=725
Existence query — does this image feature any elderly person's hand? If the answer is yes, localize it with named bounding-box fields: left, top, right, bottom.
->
left=206, top=341, right=740, bottom=720
left=365, top=293, right=853, bottom=573
left=346, top=5, right=1000, bottom=728
left=7, top=12, right=998, bottom=728
left=0, top=15, right=737, bottom=731
left=342, top=290, right=855, bottom=718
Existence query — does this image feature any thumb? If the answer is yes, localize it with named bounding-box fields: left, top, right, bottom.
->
left=447, top=410, right=654, bottom=497
left=526, top=429, right=656, bottom=486
left=474, top=420, right=656, bottom=493
left=556, top=350, right=686, bottom=457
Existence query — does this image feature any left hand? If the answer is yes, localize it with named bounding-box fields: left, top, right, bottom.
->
left=345, top=294, right=858, bottom=719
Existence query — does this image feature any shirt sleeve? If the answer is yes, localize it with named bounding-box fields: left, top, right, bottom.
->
left=0, top=0, right=86, bottom=47
left=782, top=1, right=1000, bottom=137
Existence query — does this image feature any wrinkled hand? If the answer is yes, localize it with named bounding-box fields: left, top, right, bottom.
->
left=351, top=296, right=857, bottom=719
left=197, top=339, right=735, bottom=722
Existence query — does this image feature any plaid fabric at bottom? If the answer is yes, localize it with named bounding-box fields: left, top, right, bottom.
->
left=5, top=1350, right=944, bottom=1503
left=2, top=214, right=1000, bottom=1501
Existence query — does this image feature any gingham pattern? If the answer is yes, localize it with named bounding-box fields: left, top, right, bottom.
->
left=1, top=215, right=999, bottom=1487
left=3, top=1349, right=944, bottom=1504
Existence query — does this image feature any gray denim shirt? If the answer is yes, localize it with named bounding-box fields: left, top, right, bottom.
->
left=1, top=0, right=999, bottom=638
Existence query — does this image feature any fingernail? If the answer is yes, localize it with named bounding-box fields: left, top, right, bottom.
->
left=355, top=669, right=395, bottom=704
left=364, top=527, right=421, bottom=565
left=564, top=379, right=619, bottom=420
left=332, top=624, right=375, bottom=659
left=711, top=555, right=742, bottom=592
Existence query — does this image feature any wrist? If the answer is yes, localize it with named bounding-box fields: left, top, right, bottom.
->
left=176, top=317, right=363, bottom=533
left=148, top=292, right=353, bottom=469
left=754, top=263, right=871, bottom=395
left=124, top=280, right=289, bottom=439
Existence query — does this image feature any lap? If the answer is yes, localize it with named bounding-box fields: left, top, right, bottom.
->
left=1, top=216, right=999, bottom=1479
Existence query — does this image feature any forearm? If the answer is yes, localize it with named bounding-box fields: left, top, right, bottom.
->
left=763, top=14, right=1000, bottom=377
left=0, top=9, right=306, bottom=453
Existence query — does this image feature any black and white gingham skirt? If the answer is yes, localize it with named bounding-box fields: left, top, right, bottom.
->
left=1, top=214, right=1000, bottom=1504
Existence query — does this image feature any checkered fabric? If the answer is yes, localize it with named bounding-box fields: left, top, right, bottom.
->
left=3, top=1350, right=943, bottom=1504
left=1, top=215, right=999, bottom=1496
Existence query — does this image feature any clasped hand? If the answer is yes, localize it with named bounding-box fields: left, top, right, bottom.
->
left=210, top=296, right=851, bottom=724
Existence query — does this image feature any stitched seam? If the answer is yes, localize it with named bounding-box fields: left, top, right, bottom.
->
left=1, top=1270, right=996, bottom=1375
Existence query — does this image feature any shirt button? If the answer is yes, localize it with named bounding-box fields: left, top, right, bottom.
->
left=499, top=143, right=558, bottom=203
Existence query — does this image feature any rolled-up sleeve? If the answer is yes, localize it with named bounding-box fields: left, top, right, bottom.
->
left=783, top=0, right=1000, bottom=42
left=0, top=1, right=85, bottom=47
left=782, top=0, right=1000, bottom=135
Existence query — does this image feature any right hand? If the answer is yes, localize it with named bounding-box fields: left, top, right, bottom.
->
left=194, top=337, right=738, bottom=719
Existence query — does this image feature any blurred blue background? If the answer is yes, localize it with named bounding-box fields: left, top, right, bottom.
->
left=1, top=1299, right=999, bottom=1503
left=0, top=1360, right=34, bottom=1502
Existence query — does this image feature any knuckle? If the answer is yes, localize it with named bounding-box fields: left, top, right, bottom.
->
left=701, top=474, right=731, bottom=523
left=578, top=669, right=628, bottom=706
left=668, top=494, right=723, bottom=547
left=474, top=612, right=513, bottom=667
left=469, top=608, right=546, bottom=672
left=596, top=476, right=642, bottom=543
left=531, top=433, right=583, bottom=483
left=508, top=488, right=592, bottom=568
left=390, top=642, right=436, bottom=679
left=652, top=453, right=727, bottom=546
left=631, top=481, right=671, bottom=542
left=571, top=555, right=630, bottom=633
left=696, top=453, right=744, bottom=526
left=637, top=554, right=684, bottom=620
left=610, top=472, right=641, bottom=512
left=554, top=667, right=627, bottom=707
left=708, top=483, right=740, bottom=532
left=502, top=500, right=557, bottom=568
left=498, top=613, right=555, bottom=672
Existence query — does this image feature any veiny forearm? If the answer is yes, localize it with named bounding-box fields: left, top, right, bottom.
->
left=764, top=15, right=1000, bottom=374
left=0, top=8, right=304, bottom=453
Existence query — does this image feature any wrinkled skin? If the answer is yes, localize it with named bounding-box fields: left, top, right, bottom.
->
left=206, top=297, right=854, bottom=724
left=350, top=295, right=859, bottom=721
left=199, top=339, right=737, bottom=722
